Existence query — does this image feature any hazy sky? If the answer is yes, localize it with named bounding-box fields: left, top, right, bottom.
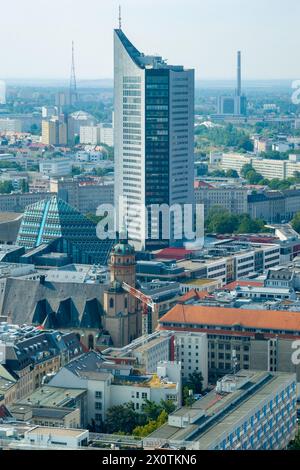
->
left=1, top=0, right=300, bottom=80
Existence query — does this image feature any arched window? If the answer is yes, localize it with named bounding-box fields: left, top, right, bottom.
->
left=110, top=298, right=114, bottom=308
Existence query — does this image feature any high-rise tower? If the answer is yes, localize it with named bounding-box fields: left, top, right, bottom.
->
left=114, top=26, right=195, bottom=251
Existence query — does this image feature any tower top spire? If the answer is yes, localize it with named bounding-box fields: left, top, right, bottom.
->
left=118, top=5, right=122, bottom=29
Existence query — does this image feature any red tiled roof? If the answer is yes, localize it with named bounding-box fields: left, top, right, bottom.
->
left=194, top=180, right=214, bottom=189
left=155, top=248, right=194, bottom=260
left=179, top=289, right=211, bottom=302
left=159, top=304, right=300, bottom=332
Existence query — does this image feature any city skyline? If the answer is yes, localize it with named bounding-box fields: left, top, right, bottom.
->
left=1, top=0, right=300, bottom=81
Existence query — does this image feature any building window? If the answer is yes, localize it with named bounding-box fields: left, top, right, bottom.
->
left=95, top=391, right=102, bottom=399
left=110, top=298, right=114, bottom=308
left=95, top=402, right=102, bottom=410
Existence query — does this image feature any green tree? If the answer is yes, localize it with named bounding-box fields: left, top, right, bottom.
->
left=159, top=399, right=176, bottom=415
left=30, top=124, right=40, bottom=135
left=292, top=212, right=300, bottom=234
left=183, top=386, right=196, bottom=407
left=21, top=179, right=29, bottom=193
left=141, top=399, right=162, bottom=421
left=288, top=430, right=300, bottom=450
left=187, top=371, right=204, bottom=395
left=237, top=214, right=265, bottom=234
left=71, top=165, right=81, bottom=176
left=132, top=410, right=168, bottom=438
left=105, top=402, right=142, bottom=434
left=0, top=181, right=13, bottom=194
left=226, top=169, right=239, bottom=178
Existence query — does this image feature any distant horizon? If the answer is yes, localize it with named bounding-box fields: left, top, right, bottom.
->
left=3, top=77, right=297, bottom=83
left=1, top=0, right=300, bottom=81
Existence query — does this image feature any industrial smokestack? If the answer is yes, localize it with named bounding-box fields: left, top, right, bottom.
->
left=237, top=51, right=241, bottom=97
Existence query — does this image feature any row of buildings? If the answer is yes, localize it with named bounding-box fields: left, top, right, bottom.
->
left=195, top=181, right=300, bottom=223
left=41, top=111, right=113, bottom=147
left=220, top=152, right=300, bottom=180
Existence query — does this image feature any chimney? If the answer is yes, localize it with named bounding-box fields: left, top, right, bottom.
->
left=237, top=51, right=241, bottom=97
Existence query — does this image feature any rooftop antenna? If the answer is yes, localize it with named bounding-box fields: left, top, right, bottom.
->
left=70, top=40, right=78, bottom=104
left=118, top=5, right=122, bottom=29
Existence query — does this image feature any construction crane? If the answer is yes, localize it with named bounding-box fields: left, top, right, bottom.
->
left=122, top=282, right=159, bottom=336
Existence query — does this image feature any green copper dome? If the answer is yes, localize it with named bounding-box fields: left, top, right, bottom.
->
left=111, top=239, right=135, bottom=256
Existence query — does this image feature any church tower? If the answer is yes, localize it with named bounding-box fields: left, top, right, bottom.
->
left=103, top=238, right=141, bottom=347
left=109, top=237, right=136, bottom=287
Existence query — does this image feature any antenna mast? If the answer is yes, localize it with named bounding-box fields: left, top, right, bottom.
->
left=70, top=40, right=78, bottom=103
left=118, top=5, right=122, bottom=29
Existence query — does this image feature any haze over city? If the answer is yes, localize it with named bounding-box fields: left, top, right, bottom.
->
left=1, top=0, right=300, bottom=457
left=1, top=0, right=300, bottom=80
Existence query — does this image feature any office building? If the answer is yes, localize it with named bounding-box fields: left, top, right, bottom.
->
left=50, top=177, right=114, bottom=214
left=0, top=119, right=22, bottom=133
left=114, top=27, right=195, bottom=250
left=148, top=370, right=297, bottom=450
left=39, top=158, right=72, bottom=177
left=221, top=152, right=300, bottom=180
left=159, top=304, right=300, bottom=384
left=80, top=124, right=114, bottom=146
left=67, top=111, right=96, bottom=145
left=195, top=183, right=249, bottom=217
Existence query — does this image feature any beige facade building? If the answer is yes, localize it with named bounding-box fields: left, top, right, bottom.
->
left=42, top=118, right=67, bottom=146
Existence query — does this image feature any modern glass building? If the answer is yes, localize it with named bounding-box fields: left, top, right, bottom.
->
left=17, top=196, right=114, bottom=265
left=114, top=27, right=195, bottom=251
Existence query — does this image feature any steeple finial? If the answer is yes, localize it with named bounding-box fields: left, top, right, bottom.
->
left=118, top=5, right=122, bottom=29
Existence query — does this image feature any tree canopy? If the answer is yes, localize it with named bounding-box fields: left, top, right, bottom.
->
left=206, top=206, right=265, bottom=235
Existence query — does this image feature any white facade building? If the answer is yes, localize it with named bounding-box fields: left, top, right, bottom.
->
left=24, top=426, right=89, bottom=448
left=114, top=27, right=195, bottom=250
left=48, top=358, right=181, bottom=426
left=0, top=119, right=22, bottom=133
left=80, top=124, right=114, bottom=147
left=39, top=159, right=72, bottom=177
left=173, top=332, right=208, bottom=387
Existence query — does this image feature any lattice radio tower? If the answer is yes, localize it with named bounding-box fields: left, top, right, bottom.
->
left=69, top=40, right=78, bottom=103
